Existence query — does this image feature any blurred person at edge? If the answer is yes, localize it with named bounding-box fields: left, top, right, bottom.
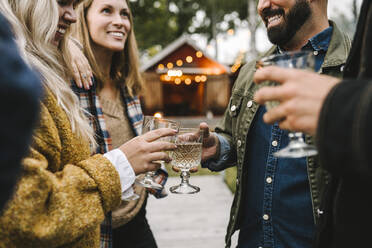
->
left=0, top=0, right=175, bottom=247
left=198, top=0, right=351, bottom=247
left=254, top=0, right=372, bottom=247
left=0, top=13, right=42, bottom=212
left=67, top=0, right=167, bottom=247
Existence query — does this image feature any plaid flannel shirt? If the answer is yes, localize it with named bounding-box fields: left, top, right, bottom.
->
left=72, top=78, right=168, bottom=248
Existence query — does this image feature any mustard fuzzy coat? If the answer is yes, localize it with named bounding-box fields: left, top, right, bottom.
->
left=0, top=90, right=122, bottom=248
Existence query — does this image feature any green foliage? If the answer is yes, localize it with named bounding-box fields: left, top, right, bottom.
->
left=187, top=0, right=249, bottom=40
left=129, top=0, right=257, bottom=52
left=131, top=0, right=177, bottom=51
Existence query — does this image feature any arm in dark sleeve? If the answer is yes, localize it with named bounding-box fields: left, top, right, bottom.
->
left=0, top=14, right=42, bottom=211
left=317, top=79, right=372, bottom=178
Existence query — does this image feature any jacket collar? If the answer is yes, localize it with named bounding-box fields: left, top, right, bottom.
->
left=321, top=20, right=351, bottom=69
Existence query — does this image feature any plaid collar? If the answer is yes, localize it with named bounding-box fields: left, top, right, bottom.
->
left=71, top=78, right=143, bottom=154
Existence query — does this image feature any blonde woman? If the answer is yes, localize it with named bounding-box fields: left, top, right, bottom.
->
left=0, top=0, right=175, bottom=247
left=69, top=0, right=165, bottom=247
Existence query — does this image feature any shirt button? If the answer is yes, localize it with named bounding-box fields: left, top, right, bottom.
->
left=247, top=100, right=253, bottom=108
left=314, top=50, right=319, bottom=56
left=237, top=140, right=242, bottom=147
left=317, top=208, right=324, bottom=216
left=272, top=140, right=278, bottom=147
left=340, top=65, right=345, bottom=72
left=266, top=177, right=273, bottom=184
left=236, top=179, right=240, bottom=186
left=263, top=214, right=269, bottom=220
left=230, top=105, right=236, bottom=112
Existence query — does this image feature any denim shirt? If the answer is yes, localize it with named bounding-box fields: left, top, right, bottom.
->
left=212, top=26, right=333, bottom=248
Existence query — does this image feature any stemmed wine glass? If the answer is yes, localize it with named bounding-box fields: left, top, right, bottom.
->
left=135, top=116, right=180, bottom=190
left=256, top=50, right=317, bottom=158
left=170, top=128, right=203, bottom=194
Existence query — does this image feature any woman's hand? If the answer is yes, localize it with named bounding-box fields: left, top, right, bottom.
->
left=67, top=38, right=93, bottom=89
left=119, top=128, right=177, bottom=175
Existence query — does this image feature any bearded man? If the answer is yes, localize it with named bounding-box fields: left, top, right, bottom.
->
left=199, top=0, right=351, bottom=247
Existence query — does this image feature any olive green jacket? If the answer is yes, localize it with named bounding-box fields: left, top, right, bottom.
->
left=213, top=22, right=350, bottom=248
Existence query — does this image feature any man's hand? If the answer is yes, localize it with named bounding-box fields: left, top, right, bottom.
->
left=172, top=122, right=220, bottom=173
left=253, top=66, right=340, bottom=135
left=200, top=122, right=220, bottom=161
left=119, top=128, right=177, bottom=175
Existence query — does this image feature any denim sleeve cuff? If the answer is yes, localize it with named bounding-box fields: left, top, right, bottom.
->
left=201, top=133, right=232, bottom=171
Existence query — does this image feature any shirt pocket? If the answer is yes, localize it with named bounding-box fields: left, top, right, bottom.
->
left=228, top=93, right=244, bottom=117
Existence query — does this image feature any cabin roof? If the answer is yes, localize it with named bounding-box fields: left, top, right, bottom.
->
left=141, top=35, right=230, bottom=75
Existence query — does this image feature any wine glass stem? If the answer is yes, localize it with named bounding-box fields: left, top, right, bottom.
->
left=290, top=132, right=304, bottom=142
left=144, top=171, right=155, bottom=182
left=180, top=171, right=190, bottom=186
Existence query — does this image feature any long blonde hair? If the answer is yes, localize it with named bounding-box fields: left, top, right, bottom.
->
left=0, top=0, right=95, bottom=145
left=72, top=0, right=144, bottom=96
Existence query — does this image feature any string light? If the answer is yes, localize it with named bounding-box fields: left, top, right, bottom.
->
left=186, top=56, right=193, bottom=63
left=167, top=70, right=183, bottom=77
left=175, top=78, right=181, bottom=85
left=196, top=51, right=203, bottom=58
left=154, top=112, right=163, bottom=118
left=195, top=76, right=201, bottom=83
left=158, top=64, right=164, bottom=70
left=227, top=29, right=234, bottom=35
left=167, top=62, right=174, bottom=69
left=185, top=78, right=192, bottom=85
left=176, top=59, right=183, bottom=66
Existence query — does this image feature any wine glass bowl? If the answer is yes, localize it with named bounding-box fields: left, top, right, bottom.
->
left=135, top=116, right=180, bottom=190
left=169, top=128, right=203, bottom=194
left=257, top=51, right=317, bottom=158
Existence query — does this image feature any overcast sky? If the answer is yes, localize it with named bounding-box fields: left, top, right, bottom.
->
left=328, top=0, right=362, bottom=19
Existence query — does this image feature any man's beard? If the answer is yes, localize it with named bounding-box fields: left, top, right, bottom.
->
left=263, top=0, right=312, bottom=47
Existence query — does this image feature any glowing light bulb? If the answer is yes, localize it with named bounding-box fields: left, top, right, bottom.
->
left=186, top=56, right=193, bottom=63
left=154, top=112, right=163, bottom=118
left=167, top=62, right=174, bottom=69
left=175, top=78, right=181, bottom=85
left=176, top=60, right=183, bottom=66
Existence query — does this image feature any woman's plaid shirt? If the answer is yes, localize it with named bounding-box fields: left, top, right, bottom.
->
left=72, top=79, right=168, bottom=248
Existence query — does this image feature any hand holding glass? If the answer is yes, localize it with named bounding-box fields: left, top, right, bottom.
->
left=135, top=116, right=179, bottom=190
left=256, top=51, right=317, bottom=158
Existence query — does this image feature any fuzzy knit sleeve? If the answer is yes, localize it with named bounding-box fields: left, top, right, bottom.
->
left=0, top=96, right=122, bottom=248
